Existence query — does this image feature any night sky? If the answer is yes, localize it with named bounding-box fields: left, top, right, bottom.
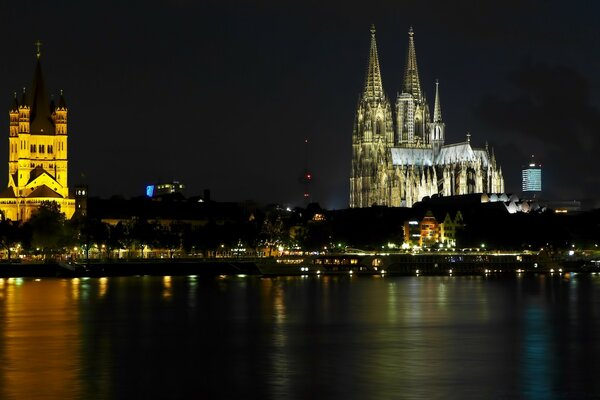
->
left=1, top=1, right=599, bottom=209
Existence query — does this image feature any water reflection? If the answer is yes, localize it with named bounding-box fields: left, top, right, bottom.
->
left=521, top=306, right=554, bottom=399
left=98, top=277, right=108, bottom=298
left=187, top=275, right=197, bottom=308
left=162, top=275, right=172, bottom=299
left=0, top=278, right=81, bottom=399
left=0, top=275, right=598, bottom=398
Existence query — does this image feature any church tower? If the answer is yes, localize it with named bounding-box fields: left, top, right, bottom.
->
left=0, top=42, right=75, bottom=221
left=350, top=25, right=395, bottom=207
left=429, top=79, right=445, bottom=158
left=396, top=28, right=430, bottom=147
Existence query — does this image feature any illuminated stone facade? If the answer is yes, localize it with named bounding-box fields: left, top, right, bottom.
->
left=0, top=46, right=75, bottom=221
left=350, top=27, right=504, bottom=208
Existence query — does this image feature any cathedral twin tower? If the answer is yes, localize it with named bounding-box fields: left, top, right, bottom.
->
left=350, top=26, right=504, bottom=208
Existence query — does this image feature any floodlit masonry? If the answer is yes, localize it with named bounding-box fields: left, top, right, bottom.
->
left=350, top=26, right=504, bottom=208
left=0, top=43, right=75, bottom=221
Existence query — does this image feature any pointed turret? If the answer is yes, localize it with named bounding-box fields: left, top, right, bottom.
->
left=429, top=79, right=445, bottom=157
left=54, top=89, right=68, bottom=135
left=20, top=87, right=27, bottom=107
left=58, top=89, right=67, bottom=109
left=402, top=27, right=422, bottom=100
left=9, top=92, right=20, bottom=138
left=433, top=79, right=442, bottom=123
left=363, top=25, right=385, bottom=102
left=10, top=92, right=19, bottom=112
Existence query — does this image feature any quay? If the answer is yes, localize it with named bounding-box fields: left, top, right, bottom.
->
left=0, top=251, right=597, bottom=278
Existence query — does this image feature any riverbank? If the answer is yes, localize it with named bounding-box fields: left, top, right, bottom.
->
left=0, top=259, right=262, bottom=278
left=0, top=252, right=597, bottom=278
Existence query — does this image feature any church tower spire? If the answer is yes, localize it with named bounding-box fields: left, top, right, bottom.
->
left=396, top=27, right=430, bottom=146
left=402, top=27, right=422, bottom=101
left=429, top=79, right=445, bottom=158
left=363, top=24, right=384, bottom=102
left=30, top=41, right=54, bottom=135
left=350, top=25, right=395, bottom=208
left=433, top=79, right=442, bottom=123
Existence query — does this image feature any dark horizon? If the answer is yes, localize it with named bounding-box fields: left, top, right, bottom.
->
left=1, top=1, right=599, bottom=208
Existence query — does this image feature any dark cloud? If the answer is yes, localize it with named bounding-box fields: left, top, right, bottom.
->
left=475, top=62, right=600, bottom=199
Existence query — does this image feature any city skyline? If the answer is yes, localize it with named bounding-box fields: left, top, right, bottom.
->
left=1, top=1, right=599, bottom=208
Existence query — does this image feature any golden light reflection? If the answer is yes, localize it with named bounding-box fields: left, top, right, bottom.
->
left=387, top=282, right=398, bottom=323
left=273, top=282, right=286, bottom=324
left=163, top=276, right=172, bottom=299
left=0, top=279, right=81, bottom=399
left=437, top=280, right=447, bottom=310
left=269, top=280, right=290, bottom=397
left=71, top=278, right=80, bottom=300
left=99, top=277, right=108, bottom=298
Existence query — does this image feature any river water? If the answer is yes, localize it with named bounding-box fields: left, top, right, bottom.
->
left=0, top=274, right=599, bottom=399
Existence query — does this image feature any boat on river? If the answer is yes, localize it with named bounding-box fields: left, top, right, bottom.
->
left=257, top=251, right=554, bottom=276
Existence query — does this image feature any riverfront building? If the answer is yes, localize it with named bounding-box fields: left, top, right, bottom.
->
left=403, top=209, right=463, bottom=248
left=0, top=44, right=75, bottom=221
left=350, top=27, right=504, bottom=208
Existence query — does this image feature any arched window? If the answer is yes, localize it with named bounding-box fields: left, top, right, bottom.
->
left=377, top=119, right=385, bottom=137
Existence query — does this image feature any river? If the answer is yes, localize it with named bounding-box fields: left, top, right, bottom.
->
left=0, top=274, right=599, bottom=399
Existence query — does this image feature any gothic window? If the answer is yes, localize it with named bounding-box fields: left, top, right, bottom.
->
left=31, top=144, right=36, bottom=153
left=48, top=145, right=53, bottom=154
left=377, top=119, right=385, bottom=137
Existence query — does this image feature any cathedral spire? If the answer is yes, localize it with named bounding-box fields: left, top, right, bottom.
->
left=433, top=79, right=442, bottom=123
left=29, top=44, right=55, bottom=134
left=402, top=27, right=422, bottom=100
left=363, top=24, right=385, bottom=102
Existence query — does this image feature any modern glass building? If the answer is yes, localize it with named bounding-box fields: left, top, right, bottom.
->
left=522, top=155, right=542, bottom=193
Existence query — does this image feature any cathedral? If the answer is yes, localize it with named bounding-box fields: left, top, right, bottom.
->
left=350, top=27, right=504, bottom=208
left=0, top=44, right=75, bottom=221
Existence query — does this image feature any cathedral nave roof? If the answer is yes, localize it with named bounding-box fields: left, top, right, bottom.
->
left=436, top=142, right=477, bottom=165
left=390, top=147, right=434, bottom=166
